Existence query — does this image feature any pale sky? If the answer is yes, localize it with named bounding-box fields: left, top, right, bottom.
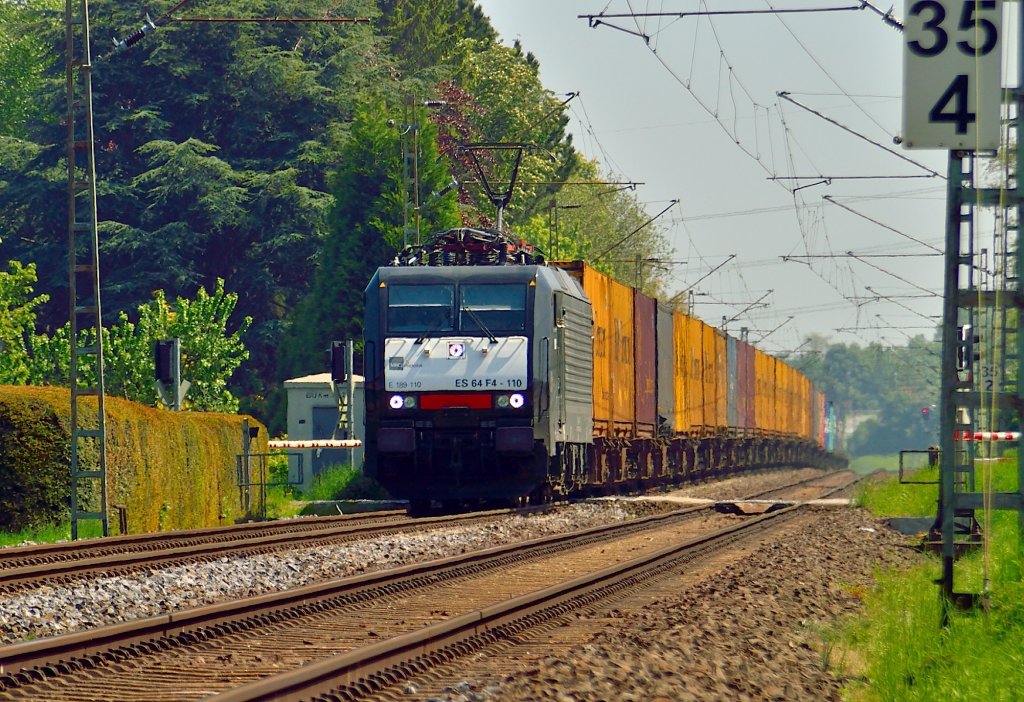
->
left=474, top=0, right=990, bottom=355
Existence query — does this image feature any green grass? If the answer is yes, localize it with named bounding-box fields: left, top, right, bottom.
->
left=260, top=452, right=389, bottom=518
left=1, top=460, right=394, bottom=542
left=263, top=485, right=304, bottom=519
left=848, top=454, right=902, bottom=474
left=303, top=464, right=390, bottom=501
left=0, top=519, right=108, bottom=547
left=0, top=463, right=392, bottom=542
left=843, top=456, right=1024, bottom=700
left=856, top=465, right=940, bottom=516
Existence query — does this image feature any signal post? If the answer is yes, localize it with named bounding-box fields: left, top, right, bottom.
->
left=903, top=0, right=1024, bottom=611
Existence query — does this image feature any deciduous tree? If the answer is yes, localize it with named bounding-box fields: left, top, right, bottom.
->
left=0, top=260, right=48, bottom=383
left=28, top=279, right=251, bottom=412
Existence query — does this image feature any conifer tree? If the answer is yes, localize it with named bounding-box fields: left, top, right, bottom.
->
left=278, top=97, right=458, bottom=382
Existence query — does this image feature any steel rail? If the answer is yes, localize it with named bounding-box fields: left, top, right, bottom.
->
left=0, top=470, right=836, bottom=588
left=209, top=475, right=862, bottom=701
left=0, top=471, right=850, bottom=682
left=0, top=511, right=406, bottom=565
left=0, top=507, right=540, bottom=593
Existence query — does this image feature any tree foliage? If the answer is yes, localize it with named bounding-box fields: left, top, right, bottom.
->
left=0, top=0, right=676, bottom=432
left=447, top=40, right=578, bottom=227
left=0, top=260, right=48, bottom=383
left=515, top=158, right=673, bottom=297
left=790, top=333, right=941, bottom=456
left=277, top=97, right=459, bottom=385
left=27, top=279, right=251, bottom=412
left=377, top=0, right=494, bottom=73
left=0, top=0, right=58, bottom=138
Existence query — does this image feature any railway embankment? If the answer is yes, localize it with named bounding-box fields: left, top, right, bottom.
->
left=433, top=507, right=919, bottom=701
left=1, top=468, right=973, bottom=700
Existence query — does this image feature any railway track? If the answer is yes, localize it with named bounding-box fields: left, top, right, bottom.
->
left=0, top=511, right=405, bottom=568
left=0, top=470, right=859, bottom=701
left=0, top=470, right=836, bottom=595
left=0, top=508, right=548, bottom=595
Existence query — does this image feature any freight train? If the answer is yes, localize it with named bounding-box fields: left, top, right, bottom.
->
left=363, top=228, right=842, bottom=512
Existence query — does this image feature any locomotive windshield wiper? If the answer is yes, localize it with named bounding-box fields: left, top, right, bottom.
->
left=462, top=306, right=497, bottom=344
left=414, top=312, right=453, bottom=344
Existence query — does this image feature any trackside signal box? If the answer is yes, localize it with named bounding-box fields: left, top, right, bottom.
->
left=283, top=372, right=365, bottom=492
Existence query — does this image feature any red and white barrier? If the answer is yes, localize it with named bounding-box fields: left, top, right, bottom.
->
left=954, top=431, right=1020, bottom=442
left=268, top=439, right=362, bottom=449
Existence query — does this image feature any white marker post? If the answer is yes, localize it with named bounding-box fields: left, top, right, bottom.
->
left=901, top=0, right=1003, bottom=150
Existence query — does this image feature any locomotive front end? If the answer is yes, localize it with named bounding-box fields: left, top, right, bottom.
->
left=364, top=265, right=548, bottom=507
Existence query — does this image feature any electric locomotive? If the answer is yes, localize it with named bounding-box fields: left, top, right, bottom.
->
left=362, top=228, right=594, bottom=509
left=363, top=227, right=844, bottom=512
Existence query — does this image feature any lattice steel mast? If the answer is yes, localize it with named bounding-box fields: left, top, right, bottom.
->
left=65, top=0, right=109, bottom=539
left=934, top=6, right=1024, bottom=611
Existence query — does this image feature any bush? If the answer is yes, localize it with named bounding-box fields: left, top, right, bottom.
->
left=0, top=385, right=266, bottom=532
left=263, top=485, right=302, bottom=519
left=305, top=464, right=390, bottom=501
left=267, top=451, right=295, bottom=492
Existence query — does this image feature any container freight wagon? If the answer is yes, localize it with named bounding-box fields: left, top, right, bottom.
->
left=363, top=228, right=844, bottom=510
left=552, top=260, right=838, bottom=487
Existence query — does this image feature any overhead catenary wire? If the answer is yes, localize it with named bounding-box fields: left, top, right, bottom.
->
left=770, top=174, right=939, bottom=181
left=110, top=0, right=368, bottom=53
left=845, top=253, right=938, bottom=297
left=765, top=1, right=895, bottom=137
left=590, top=199, right=679, bottom=262
left=862, top=286, right=940, bottom=325
left=784, top=253, right=942, bottom=259
left=580, top=1, right=941, bottom=345
left=668, top=254, right=737, bottom=303
left=170, top=17, right=369, bottom=22
left=598, top=0, right=941, bottom=333
left=777, top=92, right=944, bottom=179
left=582, top=5, right=868, bottom=22
left=823, top=195, right=944, bottom=253
left=570, top=94, right=633, bottom=178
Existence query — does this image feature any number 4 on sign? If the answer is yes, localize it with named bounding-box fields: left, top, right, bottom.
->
left=901, top=0, right=1003, bottom=150
left=930, top=74, right=975, bottom=135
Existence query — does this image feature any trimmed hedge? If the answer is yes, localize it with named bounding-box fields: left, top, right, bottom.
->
left=0, top=386, right=267, bottom=533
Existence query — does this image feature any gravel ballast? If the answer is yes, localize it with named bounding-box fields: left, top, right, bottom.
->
left=0, top=470, right=919, bottom=702
left=422, top=507, right=921, bottom=702
left=0, top=501, right=664, bottom=645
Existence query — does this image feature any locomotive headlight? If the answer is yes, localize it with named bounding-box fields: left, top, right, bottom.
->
left=403, top=395, right=417, bottom=409
left=389, top=394, right=404, bottom=410
left=496, top=395, right=510, bottom=408
left=509, top=393, right=525, bottom=409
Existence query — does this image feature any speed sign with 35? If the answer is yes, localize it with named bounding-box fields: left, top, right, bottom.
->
left=902, top=0, right=1003, bottom=150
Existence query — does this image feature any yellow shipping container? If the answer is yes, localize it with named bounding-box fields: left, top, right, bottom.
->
left=672, top=311, right=702, bottom=434
left=769, top=354, right=778, bottom=432
left=688, top=315, right=707, bottom=432
left=787, top=362, right=797, bottom=433
left=788, top=369, right=799, bottom=436
left=795, top=373, right=804, bottom=437
left=700, top=322, right=716, bottom=429
left=800, top=375, right=812, bottom=439
left=777, top=358, right=789, bottom=434
left=697, top=322, right=728, bottom=431
left=752, top=348, right=764, bottom=432
left=555, top=261, right=635, bottom=437
left=786, top=362, right=794, bottom=433
left=609, top=274, right=636, bottom=434
left=714, top=328, right=728, bottom=430
left=774, top=359, right=785, bottom=434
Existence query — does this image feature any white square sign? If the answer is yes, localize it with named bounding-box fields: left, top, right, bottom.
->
left=902, top=0, right=1003, bottom=150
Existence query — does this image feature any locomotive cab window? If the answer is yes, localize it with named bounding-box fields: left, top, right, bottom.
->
left=460, top=284, right=527, bottom=333
left=387, top=284, right=455, bottom=333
